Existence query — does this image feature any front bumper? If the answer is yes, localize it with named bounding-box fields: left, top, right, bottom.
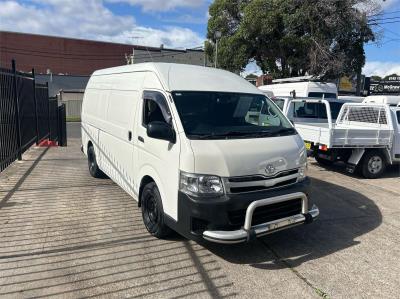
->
left=202, top=192, right=319, bottom=244
left=173, top=178, right=318, bottom=243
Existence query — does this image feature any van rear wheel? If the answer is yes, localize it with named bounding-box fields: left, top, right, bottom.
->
left=141, top=182, right=171, bottom=238
left=87, top=145, right=105, bottom=178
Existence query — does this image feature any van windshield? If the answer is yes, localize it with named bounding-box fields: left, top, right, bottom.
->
left=172, top=91, right=295, bottom=140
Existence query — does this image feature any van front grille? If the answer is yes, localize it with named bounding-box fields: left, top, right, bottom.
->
left=229, top=178, right=297, bottom=193
left=228, top=169, right=298, bottom=183
left=224, top=169, right=299, bottom=194
left=228, top=198, right=302, bottom=227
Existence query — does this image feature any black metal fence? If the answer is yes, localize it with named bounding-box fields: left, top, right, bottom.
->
left=0, top=60, right=65, bottom=172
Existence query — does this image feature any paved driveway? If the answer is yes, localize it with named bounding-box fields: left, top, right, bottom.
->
left=0, top=128, right=399, bottom=298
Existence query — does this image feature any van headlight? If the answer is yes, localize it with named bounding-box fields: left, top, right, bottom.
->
left=298, top=150, right=308, bottom=182
left=179, top=172, right=224, bottom=197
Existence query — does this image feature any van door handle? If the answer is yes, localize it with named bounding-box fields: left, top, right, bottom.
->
left=138, top=136, right=144, bottom=143
left=128, top=131, right=132, bottom=141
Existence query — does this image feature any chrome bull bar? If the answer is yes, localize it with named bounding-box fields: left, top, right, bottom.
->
left=203, top=192, right=319, bottom=244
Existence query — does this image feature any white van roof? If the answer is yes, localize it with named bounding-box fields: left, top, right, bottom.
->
left=92, top=63, right=262, bottom=94
left=258, top=81, right=337, bottom=97
left=362, top=95, right=400, bottom=105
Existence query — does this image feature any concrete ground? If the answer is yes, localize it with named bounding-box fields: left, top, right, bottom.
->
left=0, top=123, right=399, bottom=298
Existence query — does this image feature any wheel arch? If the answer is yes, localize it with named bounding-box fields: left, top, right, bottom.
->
left=364, top=148, right=391, bottom=164
left=137, top=167, right=166, bottom=208
left=138, top=175, right=154, bottom=207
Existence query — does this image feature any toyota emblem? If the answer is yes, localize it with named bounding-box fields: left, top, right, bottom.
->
left=265, top=164, right=276, bottom=175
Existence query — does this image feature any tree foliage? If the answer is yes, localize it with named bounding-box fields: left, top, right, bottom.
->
left=206, top=0, right=377, bottom=79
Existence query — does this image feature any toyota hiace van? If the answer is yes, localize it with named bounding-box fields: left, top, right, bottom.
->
left=81, top=63, right=319, bottom=244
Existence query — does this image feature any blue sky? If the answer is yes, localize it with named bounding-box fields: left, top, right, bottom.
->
left=0, top=0, right=399, bottom=76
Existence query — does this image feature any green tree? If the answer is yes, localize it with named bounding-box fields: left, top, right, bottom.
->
left=207, top=0, right=376, bottom=79
left=383, top=73, right=399, bottom=80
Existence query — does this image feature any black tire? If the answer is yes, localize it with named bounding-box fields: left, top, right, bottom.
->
left=315, top=155, right=334, bottom=166
left=360, top=150, right=386, bottom=179
left=87, top=145, right=105, bottom=178
left=141, top=182, right=172, bottom=238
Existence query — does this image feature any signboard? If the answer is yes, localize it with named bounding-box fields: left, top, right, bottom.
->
left=339, top=75, right=357, bottom=93
left=338, top=75, right=368, bottom=95
left=369, top=76, right=400, bottom=95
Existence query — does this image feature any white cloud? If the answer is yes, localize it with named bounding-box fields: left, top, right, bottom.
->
left=0, top=0, right=204, bottom=48
left=105, top=0, right=206, bottom=12
left=381, top=0, right=400, bottom=10
left=101, top=27, right=204, bottom=49
left=363, top=61, right=400, bottom=76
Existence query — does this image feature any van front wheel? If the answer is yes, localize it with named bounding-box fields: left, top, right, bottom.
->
left=141, top=182, right=171, bottom=238
left=87, top=145, right=105, bottom=178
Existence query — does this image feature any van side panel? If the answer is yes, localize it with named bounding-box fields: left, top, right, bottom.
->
left=81, top=79, right=110, bottom=158
left=82, top=72, right=145, bottom=197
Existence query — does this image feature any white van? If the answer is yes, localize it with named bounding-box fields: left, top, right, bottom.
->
left=259, top=81, right=338, bottom=99
left=362, top=95, right=400, bottom=106
left=260, top=89, right=274, bottom=98
left=81, top=63, right=319, bottom=244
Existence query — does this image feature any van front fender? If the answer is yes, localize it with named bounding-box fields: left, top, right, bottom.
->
left=137, top=165, right=166, bottom=206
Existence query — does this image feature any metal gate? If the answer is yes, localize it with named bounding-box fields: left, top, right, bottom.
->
left=0, top=60, right=66, bottom=172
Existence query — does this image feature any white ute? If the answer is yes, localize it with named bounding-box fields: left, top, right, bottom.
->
left=286, top=99, right=400, bottom=178
left=81, top=63, right=319, bottom=244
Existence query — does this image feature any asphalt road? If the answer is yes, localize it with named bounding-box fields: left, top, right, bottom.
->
left=0, top=124, right=398, bottom=298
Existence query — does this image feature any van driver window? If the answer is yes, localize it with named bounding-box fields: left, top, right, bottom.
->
left=143, top=99, right=168, bottom=126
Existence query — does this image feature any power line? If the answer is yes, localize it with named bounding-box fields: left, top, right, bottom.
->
left=0, top=45, right=204, bottom=59
left=375, top=23, right=400, bottom=39
left=379, top=38, right=400, bottom=45
left=368, top=16, right=400, bottom=22
left=1, top=46, right=206, bottom=61
left=368, top=9, right=400, bottom=18
left=369, top=20, right=400, bottom=25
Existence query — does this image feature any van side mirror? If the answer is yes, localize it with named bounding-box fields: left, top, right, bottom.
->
left=147, top=121, right=176, bottom=143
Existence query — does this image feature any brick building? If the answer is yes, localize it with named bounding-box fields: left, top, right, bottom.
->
left=0, top=31, right=207, bottom=75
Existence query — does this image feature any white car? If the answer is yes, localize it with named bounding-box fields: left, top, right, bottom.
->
left=81, top=63, right=319, bottom=244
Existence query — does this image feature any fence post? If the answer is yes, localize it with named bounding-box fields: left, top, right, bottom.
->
left=12, top=59, right=22, bottom=161
left=32, top=68, right=40, bottom=144
left=47, top=82, right=51, bottom=140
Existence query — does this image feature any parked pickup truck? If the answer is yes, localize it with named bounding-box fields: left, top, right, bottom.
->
left=285, top=99, right=400, bottom=178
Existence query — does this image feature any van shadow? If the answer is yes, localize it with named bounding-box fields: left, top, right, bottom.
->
left=200, top=178, right=382, bottom=269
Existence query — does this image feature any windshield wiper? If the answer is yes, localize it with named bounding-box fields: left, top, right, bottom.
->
left=269, top=127, right=296, bottom=136
left=189, top=131, right=249, bottom=139
left=189, top=128, right=295, bottom=139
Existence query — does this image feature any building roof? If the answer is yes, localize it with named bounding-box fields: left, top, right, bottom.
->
left=0, top=31, right=206, bottom=76
left=93, top=63, right=262, bottom=94
left=1, top=30, right=202, bottom=53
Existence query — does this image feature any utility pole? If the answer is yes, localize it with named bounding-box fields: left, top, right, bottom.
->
left=214, top=31, right=222, bottom=68
left=356, top=12, right=367, bottom=96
